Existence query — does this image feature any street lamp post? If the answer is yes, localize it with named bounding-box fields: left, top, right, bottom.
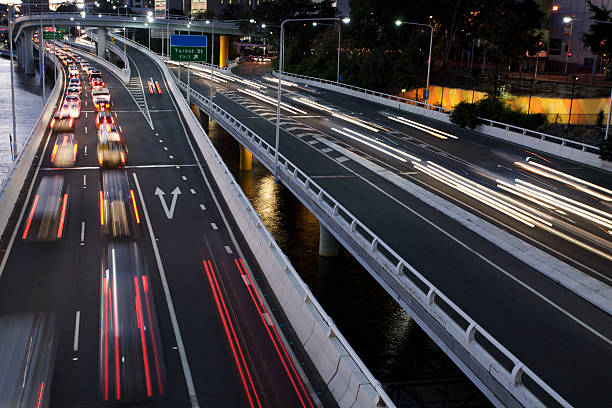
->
left=395, top=19, right=433, bottom=106
left=563, top=16, right=574, bottom=74
left=568, top=75, right=578, bottom=125
left=8, top=4, right=17, bottom=160
left=274, top=17, right=349, bottom=183
left=208, top=19, right=214, bottom=120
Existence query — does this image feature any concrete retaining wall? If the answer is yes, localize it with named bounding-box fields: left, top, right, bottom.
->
left=0, top=58, right=64, bottom=240
left=131, top=41, right=394, bottom=408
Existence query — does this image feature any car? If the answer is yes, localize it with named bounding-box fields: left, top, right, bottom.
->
left=96, top=111, right=114, bottom=128
left=98, top=241, right=164, bottom=401
left=66, top=86, right=81, bottom=96
left=97, top=124, right=126, bottom=168
left=92, top=87, right=111, bottom=111
left=90, top=78, right=105, bottom=88
left=65, top=93, right=81, bottom=106
left=86, top=66, right=96, bottom=75
left=69, top=69, right=80, bottom=78
left=21, top=175, right=69, bottom=241
left=81, top=62, right=91, bottom=71
left=50, top=111, right=74, bottom=133
left=147, top=78, right=162, bottom=94
left=61, top=101, right=80, bottom=118
left=99, top=171, right=138, bottom=238
left=68, top=78, right=81, bottom=91
left=88, top=70, right=102, bottom=81
left=51, top=133, right=78, bottom=167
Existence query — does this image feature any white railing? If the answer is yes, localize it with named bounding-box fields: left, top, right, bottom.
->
left=0, top=53, right=64, bottom=237
left=125, top=36, right=396, bottom=408
left=86, top=30, right=131, bottom=83
left=477, top=117, right=600, bottom=153
left=179, top=72, right=573, bottom=408
left=276, top=71, right=452, bottom=114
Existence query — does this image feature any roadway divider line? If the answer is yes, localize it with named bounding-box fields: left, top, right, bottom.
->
left=73, top=310, right=81, bottom=351
left=132, top=172, right=200, bottom=408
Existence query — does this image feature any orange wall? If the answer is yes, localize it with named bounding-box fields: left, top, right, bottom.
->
left=406, top=86, right=610, bottom=125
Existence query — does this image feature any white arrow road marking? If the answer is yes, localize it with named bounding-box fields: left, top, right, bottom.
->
left=155, top=186, right=181, bottom=219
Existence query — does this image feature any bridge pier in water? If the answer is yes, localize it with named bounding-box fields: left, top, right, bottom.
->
left=190, top=102, right=201, bottom=121
left=319, top=224, right=339, bottom=257
left=239, top=144, right=252, bottom=170
left=24, top=28, right=35, bottom=75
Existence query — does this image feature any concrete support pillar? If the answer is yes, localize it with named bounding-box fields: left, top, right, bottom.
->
left=131, top=31, right=136, bottom=41
left=190, top=102, right=201, bottom=121
left=219, top=35, right=229, bottom=67
left=25, top=28, right=35, bottom=75
left=319, top=224, right=339, bottom=257
left=239, top=144, right=252, bottom=170
left=97, top=27, right=107, bottom=59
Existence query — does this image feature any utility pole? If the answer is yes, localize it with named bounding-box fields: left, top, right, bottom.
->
left=9, top=4, right=17, bottom=160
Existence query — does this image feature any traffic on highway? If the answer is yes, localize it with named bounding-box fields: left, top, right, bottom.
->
left=0, top=40, right=325, bottom=408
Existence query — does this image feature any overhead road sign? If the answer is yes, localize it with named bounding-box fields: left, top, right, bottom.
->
left=170, top=35, right=207, bottom=62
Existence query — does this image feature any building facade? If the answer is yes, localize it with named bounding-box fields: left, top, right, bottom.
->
left=546, top=0, right=612, bottom=72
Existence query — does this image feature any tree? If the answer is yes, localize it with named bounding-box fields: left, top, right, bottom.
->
left=583, top=1, right=612, bottom=57
left=472, top=0, right=543, bottom=96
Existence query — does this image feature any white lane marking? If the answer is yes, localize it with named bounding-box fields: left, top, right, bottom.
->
left=200, top=204, right=206, bottom=210
left=190, top=189, right=196, bottom=195
left=114, top=112, right=118, bottom=117
left=210, top=223, right=218, bottom=230
left=182, top=176, right=187, bottom=181
left=82, top=174, right=87, bottom=188
left=84, top=126, right=87, bottom=134
left=80, top=222, right=85, bottom=244
left=132, top=173, right=199, bottom=407
left=159, top=139, right=163, bottom=143
left=241, top=275, right=250, bottom=286
left=119, top=125, right=123, bottom=132
left=85, top=111, right=87, bottom=118
left=163, top=147, right=168, bottom=151
left=73, top=311, right=81, bottom=351
left=169, top=155, right=174, bottom=159
left=84, top=145, right=87, bottom=156
left=224, top=246, right=232, bottom=254
left=155, top=187, right=181, bottom=219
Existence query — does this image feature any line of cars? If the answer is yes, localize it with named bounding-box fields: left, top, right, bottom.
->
left=18, top=44, right=167, bottom=404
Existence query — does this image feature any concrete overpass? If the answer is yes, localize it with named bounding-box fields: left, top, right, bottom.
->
left=11, top=12, right=259, bottom=75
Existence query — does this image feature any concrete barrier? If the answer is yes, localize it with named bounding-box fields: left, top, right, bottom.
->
left=67, top=37, right=130, bottom=84
left=0, top=57, right=64, bottom=239
left=125, top=39, right=395, bottom=408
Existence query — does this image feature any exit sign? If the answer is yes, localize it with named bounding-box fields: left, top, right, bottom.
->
left=170, top=35, right=208, bottom=62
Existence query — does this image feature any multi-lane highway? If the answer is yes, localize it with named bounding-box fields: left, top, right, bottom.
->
left=166, top=59, right=612, bottom=406
left=0, top=43, right=327, bottom=407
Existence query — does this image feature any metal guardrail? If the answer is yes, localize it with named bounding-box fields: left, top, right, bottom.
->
left=277, top=71, right=453, bottom=114
left=125, top=36, right=396, bottom=407
left=179, top=71, right=573, bottom=408
left=477, top=117, right=601, bottom=153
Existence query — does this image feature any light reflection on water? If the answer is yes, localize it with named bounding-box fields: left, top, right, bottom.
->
left=0, top=57, right=52, bottom=185
left=206, top=120, right=473, bottom=385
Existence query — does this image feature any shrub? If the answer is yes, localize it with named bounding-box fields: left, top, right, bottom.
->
left=600, top=137, right=612, bottom=161
left=450, top=96, right=548, bottom=130
left=596, top=109, right=605, bottom=128
left=450, top=101, right=479, bottom=128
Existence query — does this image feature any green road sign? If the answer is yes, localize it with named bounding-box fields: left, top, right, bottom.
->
left=170, top=35, right=208, bottom=62
left=170, top=46, right=207, bottom=62
left=43, top=32, right=64, bottom=40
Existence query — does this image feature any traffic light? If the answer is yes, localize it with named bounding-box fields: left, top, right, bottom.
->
left=568, top=51, right=572, bottom=57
